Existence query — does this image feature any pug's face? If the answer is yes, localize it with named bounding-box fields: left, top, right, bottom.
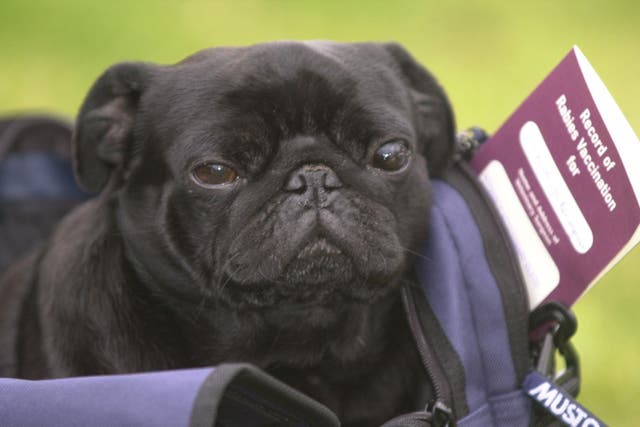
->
left=72, top=42, right=454, bottom=311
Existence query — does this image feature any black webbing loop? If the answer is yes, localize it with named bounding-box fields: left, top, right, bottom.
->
left=529, top=301, right=581, bottom=397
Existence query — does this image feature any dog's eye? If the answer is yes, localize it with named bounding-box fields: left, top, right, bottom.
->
left=372, top=141, right=411, bottom=172
left=191, top=163, right=238, bottom=187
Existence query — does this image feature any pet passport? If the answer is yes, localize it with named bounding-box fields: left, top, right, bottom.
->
left=470, top=46, right=640, bottom=310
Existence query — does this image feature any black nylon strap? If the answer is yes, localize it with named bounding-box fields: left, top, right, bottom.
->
left=190, top=364, right=339, bottom=427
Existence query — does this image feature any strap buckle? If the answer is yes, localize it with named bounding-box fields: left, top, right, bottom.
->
left=529, top=301, right=580, bottom=397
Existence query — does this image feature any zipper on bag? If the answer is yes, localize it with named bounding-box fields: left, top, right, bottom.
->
left=399, top=286, right=455, bottom=427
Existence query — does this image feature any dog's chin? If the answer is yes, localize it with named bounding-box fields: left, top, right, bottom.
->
left=218, top=240, right=401, bottom=311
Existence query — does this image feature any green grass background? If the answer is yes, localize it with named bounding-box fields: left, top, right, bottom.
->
left=1, top=1, right=638, bottom=424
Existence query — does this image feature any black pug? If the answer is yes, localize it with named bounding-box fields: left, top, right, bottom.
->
left=0, top=41, right=455, bottom=426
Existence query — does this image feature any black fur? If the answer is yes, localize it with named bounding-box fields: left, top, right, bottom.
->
left=0, top=41, right=455, bottom=426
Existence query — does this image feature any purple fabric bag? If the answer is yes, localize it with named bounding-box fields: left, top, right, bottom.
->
left=0, top=364, right=339, bottom=427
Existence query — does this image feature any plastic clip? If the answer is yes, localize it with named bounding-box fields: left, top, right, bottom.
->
left=529, top=301, right=580, bottom=397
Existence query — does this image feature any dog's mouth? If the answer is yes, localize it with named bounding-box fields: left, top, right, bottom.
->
left=280, top=235, right=354, bottom=287
left=219, top=234, right=369, bottom=308
left=219, top=198, right=407, bottom=309
left=296, top=237, right=342, bottom=258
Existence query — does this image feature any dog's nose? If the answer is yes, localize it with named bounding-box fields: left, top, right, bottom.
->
left=284, top=164, right=342, bottom=200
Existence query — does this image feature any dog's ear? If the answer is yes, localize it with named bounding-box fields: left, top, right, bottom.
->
left=383, top=43, right=456, bottom=176
left=72, top=62, right=156, bottom=192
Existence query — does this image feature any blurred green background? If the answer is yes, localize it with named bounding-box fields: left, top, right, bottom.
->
left=1, top=0, right=638, bottom=424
